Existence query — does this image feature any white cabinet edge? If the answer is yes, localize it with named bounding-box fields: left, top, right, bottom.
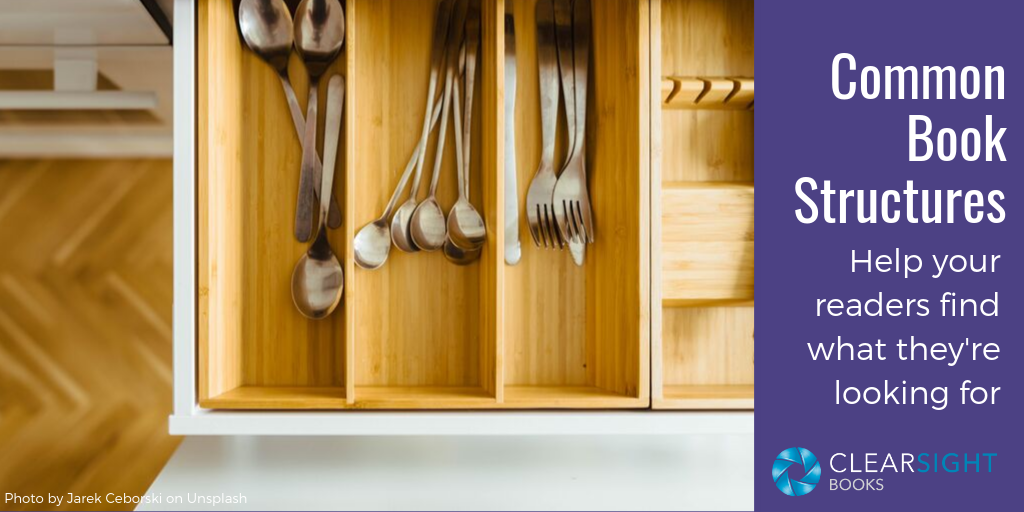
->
left=172, top=0, right=197, bottom=419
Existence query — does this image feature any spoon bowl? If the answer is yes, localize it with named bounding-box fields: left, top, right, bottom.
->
left=291, top=74, right=346, bottom=319
left=294, top=0, right=346, bottom=77
left=447, top=199, right=486, bottom=249
left=354, top=220, right=392, bottom=270
left=410, top=199, right=447, bottom=251
left=391, top=199, right=420, bottom=253
left=238, top=0, right=293, bottom=71
left=443, top=237, right=481, bottom=266
left=291, top=234, right=344, bottom=318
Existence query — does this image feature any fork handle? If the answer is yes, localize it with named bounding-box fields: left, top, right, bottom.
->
left=553, top=0, right=577, bottom=164
left=572, top=0, right=591, bottom=160
left=536, top=0, right=559, bottom=171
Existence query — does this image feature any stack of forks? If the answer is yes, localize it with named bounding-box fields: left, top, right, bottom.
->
left=526, top=0, right=595, bottom=265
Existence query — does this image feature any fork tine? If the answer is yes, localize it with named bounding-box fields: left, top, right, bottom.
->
left=572, top=201, right=586, bottom=242
left=545, top=204, right=558, bottom=249
left=552, top=202, right=564, bottom=244
left=579, top=201, right=595, bottom=243
left=569, top=200, right=582, bottom=242
left=544, top=204, right=559, bottom=249
left=538, top=203, right=550, bottom=248
left=552, top=197, right=567, bottom=242
left=555, top=199, right=570, bottom=242
left=528, top=205, right=542, bottom=247
left=540, top=204, right=548, bottom=248
left=565, top=200, right=579, bottom=241
left=551, top=207, right=564, bottom=249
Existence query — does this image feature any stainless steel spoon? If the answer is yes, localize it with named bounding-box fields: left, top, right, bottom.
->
left=446, top=2, right=486, bottom=251
left=292, top=75, right=345, bottom=319
left=294, top=0, right=345, bottom=243
left=237, top=0, right=341, bottom=237
left=443, top=79, right=481, bottom=265
left=353, top=102, right=444, bottom=270
left=391, top=0, right=454, bottom=253
left=410, top=0, right=469, bottom=252
left=443, top=237, right=480, bottom=265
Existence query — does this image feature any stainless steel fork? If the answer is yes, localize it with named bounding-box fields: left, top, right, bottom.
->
left=552, top=0, right=594, bottom=244
left=525, top=0, right=563, bottom=248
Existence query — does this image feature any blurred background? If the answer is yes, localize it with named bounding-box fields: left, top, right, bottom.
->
left=0, top=1, right=177, bottom=510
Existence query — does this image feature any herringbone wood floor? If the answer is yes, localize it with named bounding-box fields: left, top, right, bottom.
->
left=0, top=159, right=180, bottom=511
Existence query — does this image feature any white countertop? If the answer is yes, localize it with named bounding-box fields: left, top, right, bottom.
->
left=141, top=434, right=754, bottom=511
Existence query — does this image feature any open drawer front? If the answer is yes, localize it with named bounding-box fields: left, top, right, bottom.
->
left=194, top=0, right=650, bottom=410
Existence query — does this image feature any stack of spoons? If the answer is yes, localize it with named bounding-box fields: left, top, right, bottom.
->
left=354, top=0, right=486, bottom=270
left=238, top=0, right=348, bottom=319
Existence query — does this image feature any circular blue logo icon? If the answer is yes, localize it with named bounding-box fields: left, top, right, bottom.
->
left=773, top=447, right=821, bottom=496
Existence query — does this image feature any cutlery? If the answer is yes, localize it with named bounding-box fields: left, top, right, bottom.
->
left=411, top=0, right=469, bottom=252
left=446, top=1, right=486, bottom=251
left=294, top=0, right=345, bottom=243
left=291, top=74, right=345, bottom=319
left=237, top=0, right=341, bottom=237
left=392, top=0, right=455, bottom=253
left=525, top=0, right=563, bottom=249
left=353, top=101, right=444, bottom=270
left=568, top=234, right=585, bottom=265
left=443, top=237, right=480, bottom=265
left=503, top=13, right=521, bottom=265
left=444, top=56, right=482, bottom=264
left=553, top=0, right=595, bottom=244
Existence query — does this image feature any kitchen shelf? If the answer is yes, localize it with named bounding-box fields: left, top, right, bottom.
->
left=652, top=0, right=755, bottom=410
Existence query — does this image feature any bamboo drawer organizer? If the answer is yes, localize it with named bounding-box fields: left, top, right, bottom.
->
left=193, top=0, right=751, bottom=412
left=652, top=0, right=755, bottom=409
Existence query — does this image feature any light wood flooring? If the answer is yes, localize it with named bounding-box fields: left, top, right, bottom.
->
left=0, top=159, right=179, bottom=511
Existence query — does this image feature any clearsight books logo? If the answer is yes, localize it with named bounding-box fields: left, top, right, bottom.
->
left=773, top=449, right=997, bottom=496
left=773, top=447, right=822, bottom=496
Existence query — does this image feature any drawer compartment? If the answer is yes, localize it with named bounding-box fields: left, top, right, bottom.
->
left=502, top=0, right=649, bottom=407
left=652, top=0, right=754, bottom=409
left=196, top=0, right=351, bottom=408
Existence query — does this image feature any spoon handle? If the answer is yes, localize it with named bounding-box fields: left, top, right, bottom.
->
left=452, top=73, right=466, bottom=200
left=426, top=0, right=469, bottom=198
left=295, top=79, right=320, bottom=242
left=320, top=75, right=345, bottom=229
left=381, top=101, right=445, bottom=220
left=278, top=71, right=306, bottom=137
left=463, top=0, right=480, bottom=196
left=279, top=72, right=343, bottom=231
left=411, top=0, right=455, bottom=202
